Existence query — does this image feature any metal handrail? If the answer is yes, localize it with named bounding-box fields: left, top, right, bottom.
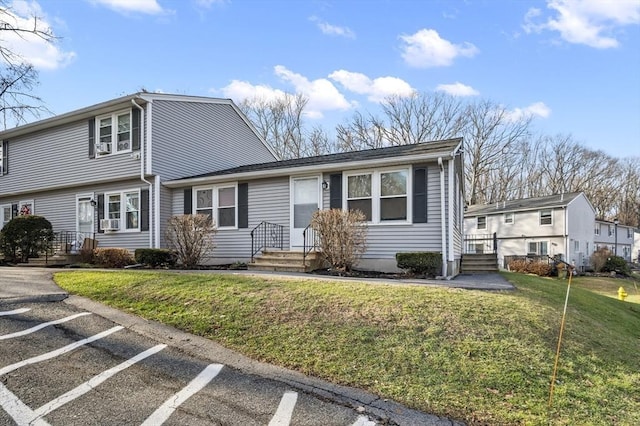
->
left=250, top=221, right=284, bottom=262
left=463, top=232, right=497, bottom=254
left=302, top=224, right=318, bottom=265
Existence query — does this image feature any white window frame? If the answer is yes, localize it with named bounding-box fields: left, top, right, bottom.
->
left=104, top=189, right=140, bottom=232
left=0, top=142, right=4, bottom=175
left=539, top=209, right=552, bottom=226
left=343, top=167, right=411, bottom=225
left=504, top=212, right=514, bottom=224
left=95, top=109, right=132, bottom=157
left=594, top=224, right=600, bottom=235
left=527, top=241, right=548, bottom=256
left=477, top=216, right=487, bottom=230
left=0, top=204, right=12, bottom=229
left=574, top=240, right=580, bottom=252
left=192, top=183, right=238, bottom=230
left=18, top=200, right=34, bottom=216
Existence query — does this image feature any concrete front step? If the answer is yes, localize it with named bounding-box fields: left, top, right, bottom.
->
left=250, top=250, right=323, bottom=273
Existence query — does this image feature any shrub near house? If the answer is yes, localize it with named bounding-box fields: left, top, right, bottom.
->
left=0, top=215, right=53, bottom=263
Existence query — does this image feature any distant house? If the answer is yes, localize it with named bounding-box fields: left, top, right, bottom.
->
left=0, top=93, right=465, bottom=276
left=594, top=219, right=635, bottom=262
left=464, top=193, right=596, bottom=270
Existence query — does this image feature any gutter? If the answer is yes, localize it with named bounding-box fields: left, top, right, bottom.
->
left=438, top=157, right=448, bottom=278
left=131, top=99, right=154, bottom=249
left=448, top=155, right=455, bottom=270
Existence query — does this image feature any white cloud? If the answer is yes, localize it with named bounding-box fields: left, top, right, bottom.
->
left=399, top=29, right=479, bottom=68
left=523, top=0, right=640, bottom=49
left=274, top=65, right=354, bottom=118
left=219, top=80, right=288, bottom=103
left=309, top=16, right=355, bottom=38
left=89, top=0, right=166, bottom=15
left=218, top=66, right=354, bottom=119
left=507, top=102, right=552, bottom=121
left=0, top=1, right=76, bottom=70
left=435, top=82, right=480, bottom=97
left=329, top=70, right=415, bottom=102
left=195, top=0, right=226, bottom=8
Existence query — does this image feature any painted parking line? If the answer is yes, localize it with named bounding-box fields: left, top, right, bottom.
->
left=141, top=363, right=224, bottom=426
left=0, top=382, right=51, bottom=426
left=32, top=344, right=167, bottom=421
left=268, top=390, right=298, bottom=426
left=0, top=312, right=91, bottom=340
left=0, top=308, right=31, bottom=317
left=352, top=415, right=377, bottom=426
left=0, top=326, right=124, bottom=376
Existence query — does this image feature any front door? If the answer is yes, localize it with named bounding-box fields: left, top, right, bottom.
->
left=76, top=195, right=95, bottom=242
left=290, top=176, right=321, bottom=250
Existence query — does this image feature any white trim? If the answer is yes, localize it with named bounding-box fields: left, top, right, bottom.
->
left=342, top=166, right=412, bottom=225
left=94, top=109, right=133, bottom=157
left=154, top=175, right=161, bottom=248
left=18, top=200, right=34, bottom=216
left=448, top=157, right=454, bottom=265
left=0, top=203, right=11, bottom=229
left=192, top=183, right=239, bottom=230
left=103, top=188, right=141, bottom=232
left=438, top=157, right=447, bottom=277
left=75, top=193, right=95, bottom=235
left=290, top=175, right=322, bottom=249
left=539, top=209, right=553, bottom=226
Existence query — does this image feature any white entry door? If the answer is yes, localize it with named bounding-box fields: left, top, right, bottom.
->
left=76, top=195, right=95, bottom=240
left=290, top=176, right=321, bottom=250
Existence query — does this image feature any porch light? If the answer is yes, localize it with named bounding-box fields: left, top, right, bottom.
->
left=322, top=180, right=329, bottom=190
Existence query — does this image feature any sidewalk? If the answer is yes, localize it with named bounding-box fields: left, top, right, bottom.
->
left=0, top=267, right=68, bottom=304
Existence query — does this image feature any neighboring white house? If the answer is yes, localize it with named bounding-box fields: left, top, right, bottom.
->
left=594, top=219, right=636, bottom=262
left=634, top=229, right=640, bottom=263
left=464, top=193, right=596, bottom=270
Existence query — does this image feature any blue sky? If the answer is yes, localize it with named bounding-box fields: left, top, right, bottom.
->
left=3, top=0, right=639, bottom=157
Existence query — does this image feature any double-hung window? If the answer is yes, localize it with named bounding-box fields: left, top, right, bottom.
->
left=194, top=184, right=237, bottom=228
left=539, top=209, right=552, bottom=225
left=594, top=224, right=600, bottom=235
left=477, top=216, right=487, bottom=230
left=345, top=169, right=409, bottom=223
left=105, top=190, right=139, bottom=231
left=0, top=204, right=11, bottom=229
left=504, top=212, right=514, bottom=224
left=96, top=110, right=131, bottom=156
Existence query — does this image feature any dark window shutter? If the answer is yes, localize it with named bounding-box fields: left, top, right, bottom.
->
left=140, top=189, right=149, bottom=231
left=238, top=183, right=248, bottom=228
left=11, top=203, right=18, bottom=218
left=88, top=118, right=95, bottom=159
left=132, top=108, right=141, bottom=151
left=97, top=194, right=104, bottom=233
left=413, top=167, right=428, bottom=223
left=329, top=173, right=342, bottom=209
left=183, top=188, right=192, bottom=214
left=2, top=140, right=8, bottom=175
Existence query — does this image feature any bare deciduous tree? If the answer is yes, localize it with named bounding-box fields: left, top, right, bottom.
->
left=0, top=1, right=56, bottom=128
left=165, top=215, right=217, bottom=268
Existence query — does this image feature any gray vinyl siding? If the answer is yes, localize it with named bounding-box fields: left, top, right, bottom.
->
left=0, top=178, right=150, bottom=252
left=170, top=177, right=290, bottom=263
left=151, top=101, right=276, bottom=181
left=1, top=115, right=140, bottom=196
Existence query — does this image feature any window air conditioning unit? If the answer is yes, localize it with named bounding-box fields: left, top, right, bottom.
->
left=96, top=142, right=111, bottom=154
left=100, top=219, right=120, bottom=231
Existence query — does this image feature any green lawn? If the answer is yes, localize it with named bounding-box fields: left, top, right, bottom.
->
left=54, top=271, right=640, bottom=425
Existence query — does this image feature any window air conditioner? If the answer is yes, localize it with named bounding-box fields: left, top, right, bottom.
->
left=100, top=219, right=120, bottom=231
left=96, top=142, right=111, bottom=154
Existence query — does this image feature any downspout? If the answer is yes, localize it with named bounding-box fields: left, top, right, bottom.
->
left=448, top=155, right=455, bottom=272
left=438, top=157, right=448, bottom=278
left=131, top=99, right=153, bottom=249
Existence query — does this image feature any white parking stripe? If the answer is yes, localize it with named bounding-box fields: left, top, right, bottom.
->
left=32, top=344, right=167, bottom=419
left=268, top=391, right=298, bottom=426
left=0, top=326, right=124, bottom=377
left=352, top=415, right=377, bottom=425
left=0, top=308, right=31, bottom=316
left=141, top=363, right=223, bottom=426
left=0, top=382, right=51, bottom=426
left=0, top=312, right=91, bottom=340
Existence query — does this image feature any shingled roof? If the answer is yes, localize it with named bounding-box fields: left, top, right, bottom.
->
left=464, top=192, right=584, bottom=217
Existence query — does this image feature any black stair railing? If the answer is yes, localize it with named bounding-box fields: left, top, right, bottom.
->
left=44, top=231, right=97, bottom=262
left=302, top=224, right=318, bottom=265
left=463, top=232, right=497, bottom=254
left=250, top=221, right=284, bottom=262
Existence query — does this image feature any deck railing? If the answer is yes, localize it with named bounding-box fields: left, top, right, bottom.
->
left=250, top=221, right=284, bottom=262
